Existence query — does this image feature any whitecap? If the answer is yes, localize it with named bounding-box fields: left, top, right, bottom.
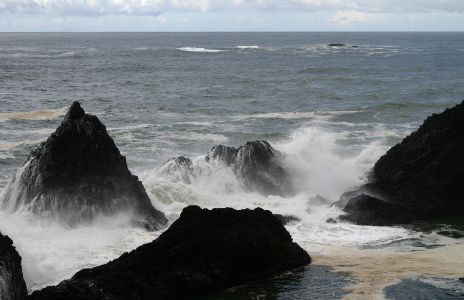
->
left=236, top=45, right=259, bottom=49
left=177, top=47, right=224, bottom=53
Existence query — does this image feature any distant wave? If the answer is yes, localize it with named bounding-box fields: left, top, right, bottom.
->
left=177, top=47, right=224, bottom=53
left=0, top=107, right=67, bottom=122
left=236, top=45, right=259, bottom=49
left=235, top=110, right=360, bottom=121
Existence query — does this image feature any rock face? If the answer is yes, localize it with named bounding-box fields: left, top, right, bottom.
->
left=158, top=141, right=293, bottom=197
left=338, top=101, right=464, bottom=225
left=29, top=205, right=311, bottom=300
left=0, top=102, right=167, bottom=230
left=0, top=232, right=27, bottom=300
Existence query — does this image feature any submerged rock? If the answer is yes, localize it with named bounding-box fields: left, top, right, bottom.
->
left=0, top=102, right=167, bottom=230
left=0, top=232, right=27, bottom=300
left=337, top=101, right=464, bottom=226
left=29, top=205, right=311, bottom=300
left=159, top=141, right=294, bottom=197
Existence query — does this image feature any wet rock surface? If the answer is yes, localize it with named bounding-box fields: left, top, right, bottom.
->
left=159, top=140, right=294, bottom=197
left=1, top=102, right=167, bottom=230
left=0, top=232, right=27, bottom=300
left=338, top=101, right=464, bottom=226
left=28, top=205, right=311, bottom=300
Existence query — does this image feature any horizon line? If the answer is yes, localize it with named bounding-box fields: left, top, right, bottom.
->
left=1, top=30, right=464, bottom=33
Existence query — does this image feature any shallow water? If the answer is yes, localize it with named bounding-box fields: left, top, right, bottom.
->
left=0, top=32, right=463, bottom=298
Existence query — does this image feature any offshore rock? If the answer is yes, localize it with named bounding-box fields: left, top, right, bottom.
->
left=338, top=101, right=464, bottom=226
left=207, top=141, right=293, bottom=196
left=0, top=102, right=167, bottom=230
left=0, top=232, right=27, bottom=300
left=159, top=141, right=294, bottom=197
left=28, top=205, right=311, bottom=300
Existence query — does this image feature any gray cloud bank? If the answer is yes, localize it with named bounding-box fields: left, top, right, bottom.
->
left=1, top=0, right=464, bottom=16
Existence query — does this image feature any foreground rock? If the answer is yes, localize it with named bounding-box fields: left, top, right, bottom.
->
left=29, top=205, right=311, bottom=300
left=0, top=102, right=167, bottom=230
left=0, top=232, right=27, bottom=300
left=337, top=101, right=464, bottom=225
left=159, top=141, right=294, bottom=196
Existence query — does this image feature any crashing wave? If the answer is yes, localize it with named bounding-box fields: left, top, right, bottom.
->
left=157, top=140, right=294, bottom=197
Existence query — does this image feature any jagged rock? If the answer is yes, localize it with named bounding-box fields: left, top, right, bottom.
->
left=156, top=156, right=193, bottom=184
left=337, top=101, right=464, bottom=226
left=273, top=214, right=300, bottom=225
left=28, top=205, right=311, bottom=300
left=208, top=141, right=293, bottom=196
left=158, top=141, right=293, bottom=197
left=0, top=232, right=27, bottom=300
left=0, top=102, right=167, bottom=230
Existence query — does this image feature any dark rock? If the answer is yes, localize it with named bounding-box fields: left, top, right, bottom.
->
left=1, top=102, right=167, bottom=230
left=337, top=101, right=464, bottom=226
left=208, top=140, right=293, bottom=196
left=274, top=214, right=300, bottom=225
left=326, top=218, right=337, bottom=224
left=328, top=43, right=346, bottom=47
left=160, top=141, right=294, bottom=197
left=28, top=205, right=311, bottom=300
left=0, top=232, right=27, bottom=300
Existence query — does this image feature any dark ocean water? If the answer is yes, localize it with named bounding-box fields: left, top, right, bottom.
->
left=0, top=32, right=464, bottom=298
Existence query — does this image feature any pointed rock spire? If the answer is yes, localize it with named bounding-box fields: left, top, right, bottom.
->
left=1, top=102, right=167, bottom=230
left=64, top=101, right=85, bottom=121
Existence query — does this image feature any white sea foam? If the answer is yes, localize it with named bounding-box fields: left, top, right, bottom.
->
left=0, top=122, right=460, bottom=297
left=0, top=107, right=67, bottom=122
left=236, top=45, right=260, bottom=49
left=235, top=110, right=359, bottom=121
left=177, top=47, right=224, bottom=53
left=0, top=210, right=157, bottom=291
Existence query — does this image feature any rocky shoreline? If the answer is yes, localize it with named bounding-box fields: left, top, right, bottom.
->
left=1, top=100, right=463, bottom=299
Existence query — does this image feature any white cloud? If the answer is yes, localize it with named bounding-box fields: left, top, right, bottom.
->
left=330, top=10, right=378, bottom=26
left=1, top=0, right=464, bottom=16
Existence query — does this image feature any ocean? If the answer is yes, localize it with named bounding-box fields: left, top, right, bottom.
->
left=1, top=32, right=464, bottom=299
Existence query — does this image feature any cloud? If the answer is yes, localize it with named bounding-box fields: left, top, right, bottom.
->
left=1, top=0, right=464, bottom=16
left=330, top=10, right=378, bottom=26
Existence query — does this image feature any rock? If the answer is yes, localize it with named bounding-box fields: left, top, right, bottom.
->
left=1, top=102, right=167, bottom=230
left=337, top=101, right=464, bottom=225
left=328, top=43, right=346, bottom=47
left=210, top=141, right=293, bottom=196
left=158, top=141, right=293, bottom=197
left=326, top=218, right=337, bottom=224
left=0, top=232, right=27, bottom=300
left=274, top=214, right=300, bottom=225
left=156, top=156, right=193, bottom=184
left=28, top=205, right=311, bottom=300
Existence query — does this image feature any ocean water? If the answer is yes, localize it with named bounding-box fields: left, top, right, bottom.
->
left=0, top=32, right=464, bottom=299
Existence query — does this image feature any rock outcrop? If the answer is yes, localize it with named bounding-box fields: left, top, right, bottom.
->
left=337, top=101, right=464, bottom=226
left=0, top=102, right=167, bottom=230
left=158, top=141, right=294, bottom=197
left=29, top=205, right=311, bottom=300
left=0, top=232, right=27, bottom=300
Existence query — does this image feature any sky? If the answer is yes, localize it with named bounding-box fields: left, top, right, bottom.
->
left=0, top=0, right=464, bottom=32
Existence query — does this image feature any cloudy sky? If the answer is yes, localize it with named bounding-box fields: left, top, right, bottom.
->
left=1, top=0, right=464, bottom=31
